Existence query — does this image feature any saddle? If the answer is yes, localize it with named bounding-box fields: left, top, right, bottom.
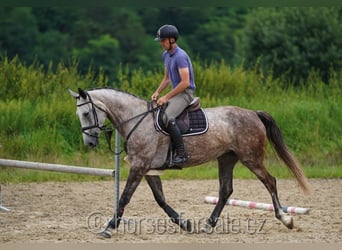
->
left=155, top=97, right=209, bottom=137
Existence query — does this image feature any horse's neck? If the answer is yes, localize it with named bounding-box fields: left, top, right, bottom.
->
left=92, top=89, right=148, bottom=134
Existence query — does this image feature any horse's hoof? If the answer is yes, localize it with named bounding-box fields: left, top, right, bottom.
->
left=98, top=229, right=112, bottom=239
left=286, top=217, right=294, bottom=229
left=200, top=223, right=212, bottom=234
left=282, top=215, right=294, bottom=229
left=180, top=219, right=192, bottom=232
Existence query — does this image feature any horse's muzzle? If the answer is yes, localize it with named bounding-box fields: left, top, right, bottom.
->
left=83, top=135, right=99, bottom=148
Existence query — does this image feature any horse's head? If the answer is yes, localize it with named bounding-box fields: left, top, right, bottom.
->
left=69, top=88, right=107, bottom=147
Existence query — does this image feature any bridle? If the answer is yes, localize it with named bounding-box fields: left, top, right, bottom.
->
left=77, top=93, right=110, bottom=138
left=77, top=92, right=160, bottom=154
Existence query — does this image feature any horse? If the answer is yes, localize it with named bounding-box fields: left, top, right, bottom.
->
left=69, top=87, right=312, bottom=238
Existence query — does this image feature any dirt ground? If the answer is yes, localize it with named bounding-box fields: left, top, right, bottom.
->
left=0, top=178, right=341, bottom=243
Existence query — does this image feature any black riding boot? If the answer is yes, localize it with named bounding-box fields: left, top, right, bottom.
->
left=167, top=119, right=188, bottom=164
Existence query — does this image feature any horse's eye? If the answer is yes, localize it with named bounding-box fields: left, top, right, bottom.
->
left=83, top=111, right=90, bottom=116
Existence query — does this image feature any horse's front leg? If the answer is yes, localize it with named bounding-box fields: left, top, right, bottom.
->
left=99, top=166, right=145, bottom=238
left=145, top=175, right=192, bottom=232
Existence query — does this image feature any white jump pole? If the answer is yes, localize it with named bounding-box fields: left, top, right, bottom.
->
left=0, top=159, right=114, bottom=177
left=0, top=158, right=114, bottom=212
left=0, top=205, right=10, bottom=212
left=204, top=196, right=310, bottom=215
left=0, top=185, right=10, bottom=212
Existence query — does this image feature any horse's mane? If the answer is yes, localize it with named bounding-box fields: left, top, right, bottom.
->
left=87, top=87, right=147, bottom=101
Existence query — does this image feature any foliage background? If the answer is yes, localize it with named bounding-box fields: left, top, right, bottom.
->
left=1, top=7, right=341, bottom=83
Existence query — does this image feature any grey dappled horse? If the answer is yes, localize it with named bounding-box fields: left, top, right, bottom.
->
left=69, top=87, right=312, bottom=238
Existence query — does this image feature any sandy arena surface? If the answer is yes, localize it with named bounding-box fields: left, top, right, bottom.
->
left=0, top=178, right=341, bottom=243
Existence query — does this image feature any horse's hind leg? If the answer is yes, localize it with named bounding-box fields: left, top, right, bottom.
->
left=243, top=161, right=294, bottom=229
left=145, top=175, right=192, bottom=232
left=202, top=152, right=238, bottom=233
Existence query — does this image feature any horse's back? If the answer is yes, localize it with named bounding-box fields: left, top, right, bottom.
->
left=206, top=106, right=266, bottom=150
left=204, top=105, right=265, bottom=133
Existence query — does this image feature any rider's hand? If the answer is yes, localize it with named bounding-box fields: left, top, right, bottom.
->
left=151, top=92, right=159, bottom=101
left=157, top=95, right=168, bottom=106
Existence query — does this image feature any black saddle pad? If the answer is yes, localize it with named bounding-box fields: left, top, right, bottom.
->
left=155, top=108, right=209, bottom=137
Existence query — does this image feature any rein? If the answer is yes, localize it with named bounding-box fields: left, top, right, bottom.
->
left=78, top=93, right=160, bottom=155
left=110, top=100, right=159, bottom=154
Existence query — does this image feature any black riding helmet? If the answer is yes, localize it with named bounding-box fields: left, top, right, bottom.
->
left=154, top=24, right=179, bottom=42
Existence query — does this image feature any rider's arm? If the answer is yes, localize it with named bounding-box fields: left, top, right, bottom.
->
left=156, top=67, right=190, bottom=106
left=164, top=67, right=190, bottom=100
left=152, top=67, right=170, bottom=100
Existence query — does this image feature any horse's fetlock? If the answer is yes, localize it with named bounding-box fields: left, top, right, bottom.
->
left=207, top=217, right=218, bottom=227
left=98, top=228, right=112, bottom=239
left=180, top=219, right=192, bottom=232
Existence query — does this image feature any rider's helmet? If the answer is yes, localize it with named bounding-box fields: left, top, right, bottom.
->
left=154, top=24, right=179, bottom=41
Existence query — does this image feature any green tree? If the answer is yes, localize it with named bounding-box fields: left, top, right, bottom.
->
left=32, top=7, right=79, bottom=34
left=238, top=7, right=342, bottom=84
left=187, top=8, right=248, bottom=64
left=0, top=7, right=251, bottom=78
left=106, top=8, right=159, bottom=67
left=0, top=7, right=39, bottom=63
left=189, top=16, right=235, bottom=63
left=72, top=34, right=121, bottom=78
left=72, top=8, right=113, bottom=49
left=33, top=30, right=70, bottom=67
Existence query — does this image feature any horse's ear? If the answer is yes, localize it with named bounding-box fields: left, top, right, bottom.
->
left=68, top=89, right=79, bottom=99
left=78, top=88, right=87, bottom=99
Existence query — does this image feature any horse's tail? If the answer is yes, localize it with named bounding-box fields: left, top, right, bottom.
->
left=256, top=111, right=313, bottom=195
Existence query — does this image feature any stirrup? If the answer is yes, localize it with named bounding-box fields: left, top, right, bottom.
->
left=172, top=155, right=188, bottom=165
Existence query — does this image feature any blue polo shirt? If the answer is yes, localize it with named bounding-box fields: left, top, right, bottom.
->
left=162, top=46, right=196, bottom=90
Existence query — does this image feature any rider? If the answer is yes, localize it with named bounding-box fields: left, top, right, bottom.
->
left=152, top=24, right=196, bottom=165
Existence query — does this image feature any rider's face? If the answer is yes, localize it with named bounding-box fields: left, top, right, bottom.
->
left=159, top=38, right=169, bottom=50
left=160, top=38, right=175, bottom=51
